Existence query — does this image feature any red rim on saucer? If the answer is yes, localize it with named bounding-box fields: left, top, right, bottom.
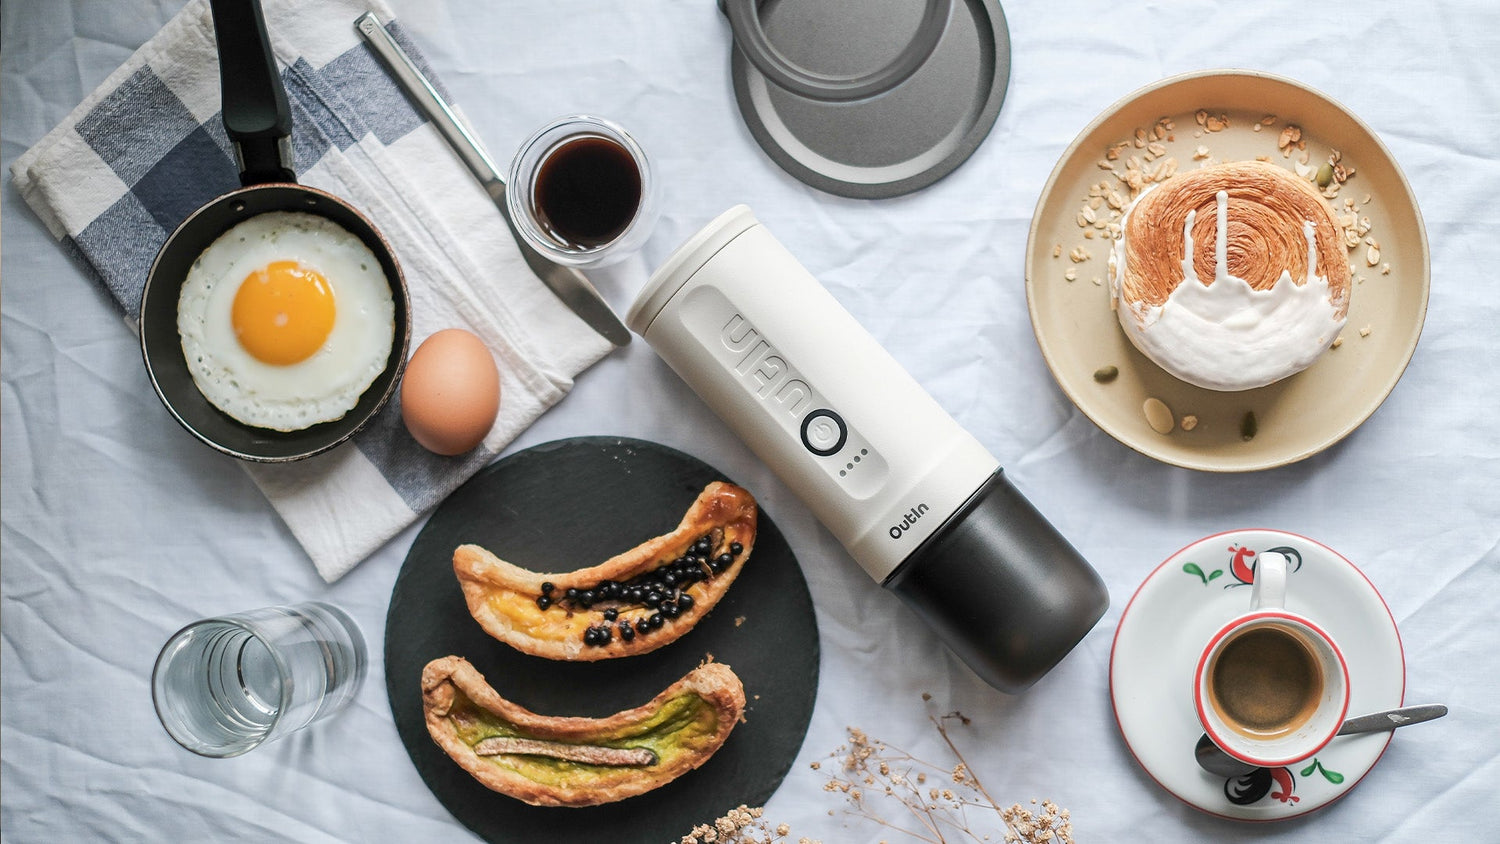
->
left=1109, top=529, right=1404, bottom=821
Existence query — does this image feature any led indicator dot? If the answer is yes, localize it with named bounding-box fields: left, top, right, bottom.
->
left=861, top=449, right=868, bottom=455
left=839, top=470, right=847, bottom=477
left=853, top=455, right=862, bottom=463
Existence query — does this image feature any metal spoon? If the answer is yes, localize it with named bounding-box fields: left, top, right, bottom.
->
left=1194, top=703, right=1448, bottom=778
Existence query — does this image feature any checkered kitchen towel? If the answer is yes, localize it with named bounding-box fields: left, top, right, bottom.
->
left=12, top=0, right=616, bottom=581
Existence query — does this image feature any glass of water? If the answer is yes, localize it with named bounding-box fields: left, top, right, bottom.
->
left=151, top=601, right=367, bottom=758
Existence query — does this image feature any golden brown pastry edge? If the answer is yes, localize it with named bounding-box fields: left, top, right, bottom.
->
left=421, top=656, right=746, bottom=807
left=1118, top=160, right=1351, bottom=314
left=452, top=481, right=758, bottom=661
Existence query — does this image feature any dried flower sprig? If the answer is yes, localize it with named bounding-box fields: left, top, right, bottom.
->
left=679, top=804, right=820, bottom=844
left=682, top=701, right=1075, bottom=843
left=816, top=708, right=1075, bottom=844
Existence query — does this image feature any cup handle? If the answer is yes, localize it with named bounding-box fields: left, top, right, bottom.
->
left=1250, top=551, right=1288, bottom=611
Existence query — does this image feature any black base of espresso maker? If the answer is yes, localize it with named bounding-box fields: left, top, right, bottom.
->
left=883, top=470, right=1109, bottom=693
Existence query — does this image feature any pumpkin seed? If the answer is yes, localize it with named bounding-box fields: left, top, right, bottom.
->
left=1143, top=397, right=1174, bottom=434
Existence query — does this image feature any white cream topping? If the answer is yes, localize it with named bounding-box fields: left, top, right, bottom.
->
left=1110, top=189, right=1345, bottom=392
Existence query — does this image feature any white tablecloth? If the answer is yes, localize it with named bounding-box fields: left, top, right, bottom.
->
left=4, top=1, right=1497, bottom=841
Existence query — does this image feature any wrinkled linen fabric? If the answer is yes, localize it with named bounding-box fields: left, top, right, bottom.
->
left=3, top=0, right=1498, bottom=841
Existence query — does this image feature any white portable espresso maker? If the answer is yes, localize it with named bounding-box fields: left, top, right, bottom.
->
left=628, top=206, right=1107, bottom=692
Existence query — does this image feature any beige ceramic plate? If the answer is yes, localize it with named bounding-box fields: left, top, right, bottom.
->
left=1025, top=70, right=1429, bottom=472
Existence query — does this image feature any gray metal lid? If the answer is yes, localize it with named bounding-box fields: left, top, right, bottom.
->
left=725, top=0, right=1010, bottom=199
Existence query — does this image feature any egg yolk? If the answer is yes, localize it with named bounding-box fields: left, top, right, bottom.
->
left=232, top=260, right=336, bottom=365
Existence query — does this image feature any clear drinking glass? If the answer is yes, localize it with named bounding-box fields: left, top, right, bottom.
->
left=151, top=601, right=367, bottom=758
left=507, top=114, right=658, bottom=268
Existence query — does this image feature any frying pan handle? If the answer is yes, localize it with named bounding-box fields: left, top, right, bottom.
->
left=208, top=0, right=296, bottom=185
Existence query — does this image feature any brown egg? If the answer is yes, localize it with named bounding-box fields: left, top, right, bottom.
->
left=400, top=328, right=501, bottom=455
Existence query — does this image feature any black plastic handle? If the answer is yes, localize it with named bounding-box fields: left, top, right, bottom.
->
left=208, top=0, right=296, bottom=184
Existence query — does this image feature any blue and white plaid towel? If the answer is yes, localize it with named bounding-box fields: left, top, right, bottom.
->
left=12, top=0, right=615, bottom=581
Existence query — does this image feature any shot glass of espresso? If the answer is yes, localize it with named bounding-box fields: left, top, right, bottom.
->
left=1192, top=551, right=1350, bottom=769
left=507, top=115, right=658, bottom=268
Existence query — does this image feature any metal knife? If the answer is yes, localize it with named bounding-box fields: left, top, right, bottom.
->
left=355, top=12, right=631, bottom=346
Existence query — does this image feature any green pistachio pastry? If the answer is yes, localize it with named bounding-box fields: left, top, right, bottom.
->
left=421, top=656, right=746, bottom=807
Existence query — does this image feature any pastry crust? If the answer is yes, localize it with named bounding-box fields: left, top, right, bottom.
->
left=1118, top=160, right=1350, bottom=315
left=453, top=481, right=758, bottom=661
left=422, top=656, right=746, bottom=807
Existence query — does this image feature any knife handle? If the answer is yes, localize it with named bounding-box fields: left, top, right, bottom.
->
left=355, top=13, right=631, bottom=347
left=354, top=13, right=504, bottom=196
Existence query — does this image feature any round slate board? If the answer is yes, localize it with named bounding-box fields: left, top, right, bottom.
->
left=386, top=437, right=820, bottom=842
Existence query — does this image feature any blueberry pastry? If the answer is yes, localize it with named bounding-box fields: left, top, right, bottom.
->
left=452, top=481, right=758, bottom=660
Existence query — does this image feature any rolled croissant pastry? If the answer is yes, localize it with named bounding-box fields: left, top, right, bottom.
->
left=1108, top=160, right=1351, bottom=391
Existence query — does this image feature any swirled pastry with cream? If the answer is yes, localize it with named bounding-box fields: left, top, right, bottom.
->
left=1108, top=160, right=1350, bottom=391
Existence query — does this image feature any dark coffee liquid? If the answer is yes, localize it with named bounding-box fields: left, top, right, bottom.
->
left=533, top=135, right=641, bottom=249
left=1209, top=626, right=1322, bottom=739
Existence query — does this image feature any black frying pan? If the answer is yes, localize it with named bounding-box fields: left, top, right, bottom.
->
left=139, top=0, right=411, bottom=463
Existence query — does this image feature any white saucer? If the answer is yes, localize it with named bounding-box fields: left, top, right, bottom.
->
left=1110, top=529, right=1405, bottom=820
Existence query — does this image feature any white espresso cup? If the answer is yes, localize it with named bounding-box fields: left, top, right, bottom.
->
left=1193, top=551, right=1350, bottom=769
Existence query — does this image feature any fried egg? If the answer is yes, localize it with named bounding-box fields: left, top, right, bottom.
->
left=177, top=211, right=395, bottom=431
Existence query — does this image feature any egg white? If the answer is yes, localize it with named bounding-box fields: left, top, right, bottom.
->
left=177, top=211, right=396, bottom=432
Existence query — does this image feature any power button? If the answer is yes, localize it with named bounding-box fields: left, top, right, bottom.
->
left=800, top=408, right=847, bottom=456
